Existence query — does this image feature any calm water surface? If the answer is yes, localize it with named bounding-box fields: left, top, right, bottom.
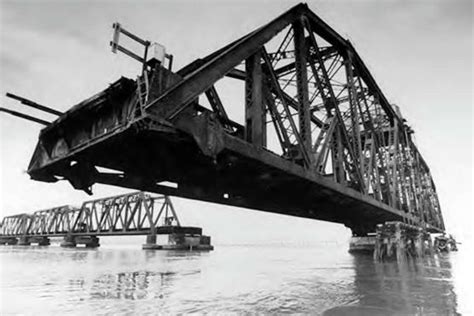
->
left=0, top=241, right=466, bottom=315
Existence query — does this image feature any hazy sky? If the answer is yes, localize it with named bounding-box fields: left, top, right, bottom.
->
left=0, top=0, right=472, bottom=245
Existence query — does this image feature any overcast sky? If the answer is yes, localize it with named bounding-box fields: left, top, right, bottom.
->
left=0, top=0, right=472, bottom=245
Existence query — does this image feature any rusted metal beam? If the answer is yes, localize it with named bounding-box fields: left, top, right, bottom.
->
left=204, top=86, right=232, bottom=130
left=261, top=48, right=311, bottom=167
left=6, top=93, right=63, bottom=116
left=145, top=4, right=307, bottom=119
left=293, top=18, right=312, bottom=153
left=20, top=4, right=446, bottom=235
left=0, top=107, right=50, bottom=126
left=245, top=51, right=266, bottom=147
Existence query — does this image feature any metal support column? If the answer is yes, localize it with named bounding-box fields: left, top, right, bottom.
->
left=245, top=50, right=266, bottom=147
left=293, top=18, right=312, bottom=156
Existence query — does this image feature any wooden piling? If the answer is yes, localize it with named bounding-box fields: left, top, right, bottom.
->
left=374, top=221, right=432, bottom=262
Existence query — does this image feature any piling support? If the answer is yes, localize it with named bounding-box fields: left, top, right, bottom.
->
left=60, top=235, right=77, bottom=248
left=77, top=236, right=100, bottom=248
left=142, top=234, right=162, bottom=250
left=348, top=235, right=376, bottom=253
left=60, top=235, right=100, bottom=248
left=0, top=237, right=18, bottom=245
left=143, top=231, right=213, bottom=251
left=30, top=236, right=51, bottom=246
left=374, top=221, right=432, bottom=262
left=18, top=236, right=31, bottom=246
left=423, top=232, right=433, bottom=255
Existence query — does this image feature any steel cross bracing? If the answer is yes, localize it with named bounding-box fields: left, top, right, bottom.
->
left=24, top=3, right=445, bottom=235
left=0, top=192, right=201, bottom=238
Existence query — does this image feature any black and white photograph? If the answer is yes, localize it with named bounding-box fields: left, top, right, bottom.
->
left=0, top=0, right=472, bottom=314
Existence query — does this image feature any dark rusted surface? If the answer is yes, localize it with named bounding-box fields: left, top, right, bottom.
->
left=25, top=4, right=445, bottom=235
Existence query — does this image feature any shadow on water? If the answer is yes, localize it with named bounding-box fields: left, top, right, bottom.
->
left=323, top=253, right=459, bottom=316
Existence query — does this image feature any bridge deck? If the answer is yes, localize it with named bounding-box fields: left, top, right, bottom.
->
left=28, top=114, right=440, bottom=234
left=0, top=226, right=202, bottom=238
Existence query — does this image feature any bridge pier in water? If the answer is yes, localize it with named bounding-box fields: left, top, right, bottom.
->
left=0, top=237, right=18, bottom=245
left=142, top=231, right=213, bottom=251
left=0, top=192, right=213, bottom=251
left=60, top=235, right=100, bottom=248
left=349, top=235, right=376, bottom=254
left=349, top=221, right=436, bottom=261
left=373, top=222, right=432, bottom=262
left=19, top=236, right=51, bottom=246
left=0, top=236, right=51, bottom=246
left=1, top=4, right=451, bottom=262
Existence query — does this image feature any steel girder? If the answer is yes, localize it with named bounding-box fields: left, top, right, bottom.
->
left=0, top=192, right=200, bottom=237
left=24, top=4, right=445, bottom=234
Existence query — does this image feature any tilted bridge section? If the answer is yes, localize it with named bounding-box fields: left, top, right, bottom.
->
left=6, top=3, right=444, bottom=236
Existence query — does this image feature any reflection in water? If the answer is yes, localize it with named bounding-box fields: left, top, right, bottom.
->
left=324, top=253, right=458, bottom=315
left=0, top=244, right=462, bottom=314
left=88, top=271, right=177, bottom=300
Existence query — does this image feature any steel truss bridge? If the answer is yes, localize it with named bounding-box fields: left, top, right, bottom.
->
left=7, top=3, right=444, bottom=236
left=0, top=192, right=201, bottom=239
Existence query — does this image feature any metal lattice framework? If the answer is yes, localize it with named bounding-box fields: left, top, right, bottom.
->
left=23, top=4, right=444, bottom=235
left=28, top=205, right=79, bottom=235
left=0, top=214, right=33, bottom=236
left=0, top=192, right=195, bottom=237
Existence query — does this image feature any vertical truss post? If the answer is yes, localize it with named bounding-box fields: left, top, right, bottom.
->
left=245, top=51, right=266, bottom=147
left=166, top=196, right=181, bottom=226
left=293, top=18, right=312, bottom=155
left=304, top=20, right=364, bottom=190
left=261, top=48, right=311, bottom=167
left=391, top=122, right=400, bottom=209
left=344, top=51, right=363, bottom=182
left=332, top=126, right=346, bottom=184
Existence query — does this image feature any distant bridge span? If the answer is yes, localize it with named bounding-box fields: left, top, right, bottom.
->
left=0, top=192, right=200, bottom=238
left=21, top=3, right=444, bottom=235
left=0, top=192, right=212, bottom=249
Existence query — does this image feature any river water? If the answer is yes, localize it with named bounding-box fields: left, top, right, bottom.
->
left=0, top=240, right=469, bottom=315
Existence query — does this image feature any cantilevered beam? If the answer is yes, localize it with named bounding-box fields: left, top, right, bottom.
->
left=6, top=93, right=63, bottom=116
left=0, top=107, right=50, bottom=126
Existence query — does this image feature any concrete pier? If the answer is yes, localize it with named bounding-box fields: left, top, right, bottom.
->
left=349, top=236, right=376, bottom=253
left=142, top=235, right=163, bottom=250
left=29, top=236, right=51, bottom=246
left=18, top=236, right=31, bottom=246
left=0, top=236, right=49, bottom=246
left=143, top=232, right=213, bottom=251
left=60, top=235, right=100, bottom=248
left=0, top=237, right=18, bottom=245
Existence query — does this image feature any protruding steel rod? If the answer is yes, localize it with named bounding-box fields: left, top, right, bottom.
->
left=0, top=107, right=50, bottom=126
left=6, top=93, right=63, bottom=116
